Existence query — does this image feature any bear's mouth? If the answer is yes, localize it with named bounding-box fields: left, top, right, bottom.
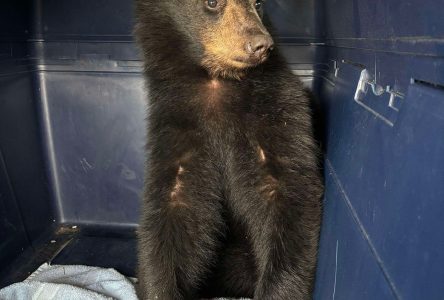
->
left=232, top=54, right=270, bottom=67
left=201, top=51, right=271, bottom=79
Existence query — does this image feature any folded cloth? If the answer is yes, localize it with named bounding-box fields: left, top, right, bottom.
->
left=0, top=263, right=138, bottom=300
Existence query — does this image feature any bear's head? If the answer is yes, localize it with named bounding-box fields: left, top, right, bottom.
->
left=136, top=0, right=274, bottom=80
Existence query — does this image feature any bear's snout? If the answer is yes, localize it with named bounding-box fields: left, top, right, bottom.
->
left=245, top=34, right=274, bottom=62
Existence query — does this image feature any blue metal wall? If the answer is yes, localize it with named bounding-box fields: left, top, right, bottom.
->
left=314, top=1, right=444, bottom=299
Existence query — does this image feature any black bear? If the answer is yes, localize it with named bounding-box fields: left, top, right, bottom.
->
left=135, top=0, right=323, bottom=299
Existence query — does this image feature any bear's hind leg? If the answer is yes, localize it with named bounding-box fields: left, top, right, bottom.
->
left=199, top=218, right=257, bottom=299
left=138, top=157, right=225, bottom=300
left=228, top=153, right=322, bottom=299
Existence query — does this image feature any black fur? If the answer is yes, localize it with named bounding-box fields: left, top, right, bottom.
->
left=135, top=1, right=323, bottom=299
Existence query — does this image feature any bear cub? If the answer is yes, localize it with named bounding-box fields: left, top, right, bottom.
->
left=135, top=0, right=323, bottom=299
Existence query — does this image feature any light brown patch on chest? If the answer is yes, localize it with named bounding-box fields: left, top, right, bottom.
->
left=257, top=146, right=266, bottom=163
left=255, top=146, right=279, bottom=201
left=259, top=174, right=279, bottom=202
left=201, top=79, right=226, bottom=112
left=169, top=165, right=188, bottom=208
left=209, top=79, right=221, bottom=89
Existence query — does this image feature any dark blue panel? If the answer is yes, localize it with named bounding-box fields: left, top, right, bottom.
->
left=323, top=65, right=444, bottom=299
left=0, top=149, right=29, bottom=268
left=0, top=71, right=55, bottom=243
left=387, top=82, right=444, bottom=299
left=43, top=72, right=145, bottom=225
left=36, top=0, right=135, bottom=40
left=0, top=0, right=29, bottom=40
left=314, top=169, right=395, bottom=300
left=323, top=0, right=444, bottom=39
left=319, top=0, right=444, bottom=297
left=265, top=0, right=318, bottom=39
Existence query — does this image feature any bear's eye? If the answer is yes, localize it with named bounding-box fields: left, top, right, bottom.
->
left=207, top=0, right=218, bottom=9
left=255, top=0, right=263, bottom=10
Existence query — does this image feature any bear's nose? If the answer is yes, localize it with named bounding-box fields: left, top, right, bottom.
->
left=246, top=35, right=274, bottom=58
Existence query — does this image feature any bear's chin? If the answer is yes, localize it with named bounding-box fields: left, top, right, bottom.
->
left=206, top=67, right=247, bottom=81
left=201, top=56, right=258, bottom=80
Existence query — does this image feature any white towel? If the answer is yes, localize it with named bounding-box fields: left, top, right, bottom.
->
left=0, top=263, right=138, bottom=300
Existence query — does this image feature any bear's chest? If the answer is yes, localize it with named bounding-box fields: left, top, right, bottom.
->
left=193, top=79, right=273, bottom=148
left=198, top=79, right=235, bottom=108
left=159, top=78, right=275, bottom=145
left=195, top=79, right=253, bottom=118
